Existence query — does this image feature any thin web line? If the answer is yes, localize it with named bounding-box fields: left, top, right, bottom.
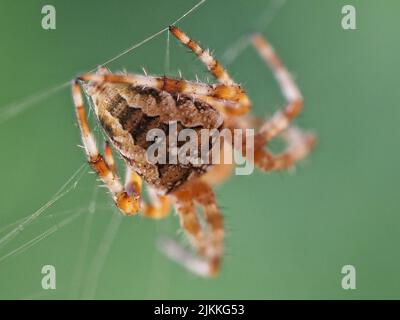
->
left=164, top=31, right=171, bottom=74
left=146, top=218, right=173, bottom=299
left=0, top=206, right=98, bottom=236
left=0, top=210, right=84, bottom=263
left=82, top=212, right=123, bottom=299
left=0, top=0, right=207, bottom=125
left=0, top=163, right=86, bottom=250
left=69, top=185, right=98, bottom=299
left=0, top=82, right=70, bottom=125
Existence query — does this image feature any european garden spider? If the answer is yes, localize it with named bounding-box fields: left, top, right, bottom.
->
left=71, top=26, right=316, bottom=277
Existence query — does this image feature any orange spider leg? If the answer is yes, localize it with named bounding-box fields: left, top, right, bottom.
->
left=169, top=25, right=251, bottom=116
left=193, top=180, right=224, bottom=275
left=72, top=81, right=140, bottom=215
left=251, top=33, right=304, bottom=141
left=169, top=26, right=234, bottom=85
left=223, top=33, right=316, bottom=171
left=160, top=179, right=224, bottom=277
left=104, top=142, right=116, bottom=174
left=252, top=125, right=316, bottom=171
left=124, top=167, right=142, bottom=201
left=142, top=186, right=170, bottom=219
left=78, top=72, right=248, bottom=116
left=191, top=95, right=248, bottom=116
left=229, top=110, right=315, bottom=172
left=124, top=167, right=170, bottom=219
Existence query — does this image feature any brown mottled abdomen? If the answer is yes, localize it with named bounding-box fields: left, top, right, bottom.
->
left=86, top=82, right=224, bottom=193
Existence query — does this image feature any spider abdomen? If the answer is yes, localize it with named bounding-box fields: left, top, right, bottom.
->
left=86, top=82, right=223, bottom=193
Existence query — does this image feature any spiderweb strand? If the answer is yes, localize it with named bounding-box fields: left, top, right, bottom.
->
left=82, top=212, right=123, bottom=299
left=0, top=206, right=90, bottom=237
left=0, top=210, right=83, bottom=263
left=69, top=186, right=99, bottom=298
left=0, top=82, right=70, bottom=124
left=0, top=0, right=207, bottom=125
left=164, top=31, right=171, bottom=74
left=0, top=163, right=86, bottom=250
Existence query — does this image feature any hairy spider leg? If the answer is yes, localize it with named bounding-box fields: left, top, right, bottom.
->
left=160, top=179, right=224, bottom=277
left=142, top=185, right=171, bottom=219
left=169, top=25, right=251, bottom=116
left=232, top=33, right=316, bottom=171
left=78, top=72, right=248, bottom=116
left=251, top=34, right=304, bottom=141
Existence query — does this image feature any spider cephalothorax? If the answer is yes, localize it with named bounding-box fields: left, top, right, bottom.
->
left=72, top=26, right=316, bottom=276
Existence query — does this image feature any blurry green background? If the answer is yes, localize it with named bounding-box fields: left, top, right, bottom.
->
left=0, top=0, right=399, bottom=299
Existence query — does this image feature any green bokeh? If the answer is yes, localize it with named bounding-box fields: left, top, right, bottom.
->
left=0, top=0, right=399, bottom=299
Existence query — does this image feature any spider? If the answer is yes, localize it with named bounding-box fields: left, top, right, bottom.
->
left=71, top=26, right=316, bottom=277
